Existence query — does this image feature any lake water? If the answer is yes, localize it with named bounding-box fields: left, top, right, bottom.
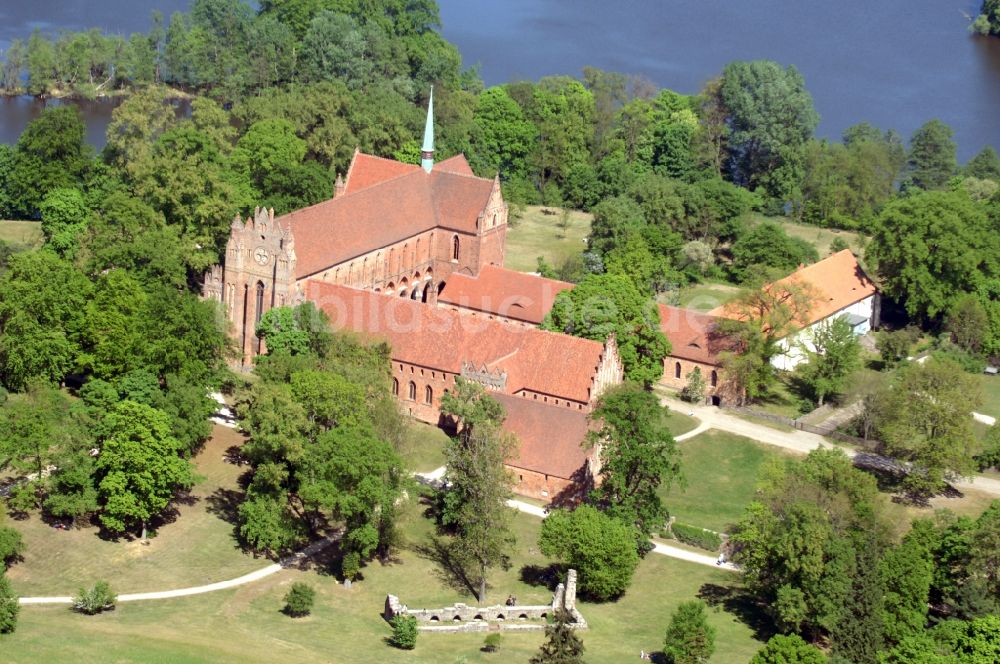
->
left=0, top=0, right=997, bottom=161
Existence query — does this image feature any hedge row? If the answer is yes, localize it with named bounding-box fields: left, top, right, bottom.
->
left=670, top=522, right=723, bottom=552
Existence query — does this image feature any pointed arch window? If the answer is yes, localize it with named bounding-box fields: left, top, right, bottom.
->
left=674, top=362, right=681, bottom=379
left=424, top=385, right=433, bottom=404
left=407, top=381, right=417, bottom=401
left=710, top=370, right=718, bottom=388
left=452, top=235, right=460, bottom=261
left=392, top=378, right=399, bottom=396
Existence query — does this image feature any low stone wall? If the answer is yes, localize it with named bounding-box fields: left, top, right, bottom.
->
left=384, top=569, right=587, bottom=633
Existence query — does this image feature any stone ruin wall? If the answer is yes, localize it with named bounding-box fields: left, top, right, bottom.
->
left=384, top=569, right=586, bottom=633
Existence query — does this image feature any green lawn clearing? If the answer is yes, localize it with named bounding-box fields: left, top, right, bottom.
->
left=504, top=205, right=591, bottom=273
left=0, top=220, right=42, bottom=248
left=664, top=408, right=700, bottom=437
left=973, top=373, right=1000, bottom=419
left=4, top=490, right=764, bottom=663
left=5, top=425, right=262, bottom=597
left=667, top=281, right=739, bottom=312
left=747, top=215, right=868, bottom=258
left=398, top=420, right=450, bottom=474
left=663, top=431, right=793, bottom=533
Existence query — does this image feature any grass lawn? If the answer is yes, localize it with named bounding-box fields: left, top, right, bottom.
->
left=664, top=407, right=700, bottom=437
left=4, top=491, right=763, bottom=663
left=748, top=215, right=868, bottom=258
left=0, top=220, right=42, bottom=248
left=663, top=431, right=793, bottom=533
left=5, top=425, right=263, bottom=597
left=397, top=420, right=450, bottom=474
left=504, top=205, right=591, bottom=273
left=973, top=374, right=1000, bottom=419
left=667, top=281, right=739, bottom=312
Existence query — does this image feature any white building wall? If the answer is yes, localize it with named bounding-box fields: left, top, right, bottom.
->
left=771, top=294, right=875, bottom=372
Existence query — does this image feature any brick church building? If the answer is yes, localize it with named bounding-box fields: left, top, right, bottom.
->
left=204, top=92, right=623, bottom=500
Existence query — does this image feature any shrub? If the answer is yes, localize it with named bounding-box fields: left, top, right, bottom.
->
left=283, top=582, right=316, bottom=617
left=670, top=522, right=722, bottom=552
left=680, top=367, right=706, bottom=403
left=663, top=600, right=715, bottom=664
left=483, top=633, right=502, bottom=652
left=0, top=525, right=24, bottom=568
left=390, top=615, right=417, bottom=650
left=73, top=580, right=117, bottom=615
left=0, top=576, right=19, bottom=633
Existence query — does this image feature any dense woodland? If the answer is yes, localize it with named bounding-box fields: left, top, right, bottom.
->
left=0, top=0, right=999, bottom=660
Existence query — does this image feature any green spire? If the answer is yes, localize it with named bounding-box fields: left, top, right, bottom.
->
left=421, top=86, right=434, bottom=173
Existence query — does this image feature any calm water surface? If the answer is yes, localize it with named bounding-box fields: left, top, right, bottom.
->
left=0, top=0, right=996, bottom=160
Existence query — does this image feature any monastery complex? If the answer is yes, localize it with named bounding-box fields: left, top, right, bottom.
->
left=204, top=94, right=878, bottom=501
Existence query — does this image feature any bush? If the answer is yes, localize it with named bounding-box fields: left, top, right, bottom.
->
left=680, top=367, right=706, bottom=403
left=0, top=525, right=24, bottom=568
left=0, top=576, right=19, bottom=633
left=390, top=615, right=417, bottom=649
left=483, top=633, right=502, bottom=652
left=931, top=342, right=986, bottom=374
left=663, top=600, right=715, bottom=664
left=73, top=580, right=117, bottom=615
left=283, top=582, right=316, bottom=617
left=670, top=522, right=722, bottom=552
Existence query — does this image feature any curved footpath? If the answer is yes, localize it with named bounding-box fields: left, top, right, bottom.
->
left=18, top=533, right=339, bottom=606
left=662, top=396, right=1000, bottom=497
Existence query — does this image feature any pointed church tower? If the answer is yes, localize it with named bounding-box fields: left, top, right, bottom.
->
left=421, top=86, right=435, bottom=173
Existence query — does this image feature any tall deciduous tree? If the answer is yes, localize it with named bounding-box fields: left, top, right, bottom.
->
left=543, top=273, right=670, bottom=386
left=538, top=506, right=640, bottom=601
left=730, top=448, right=887, bottom=641
left=868, top=190, right=997, bottom=322
left=0, top=251, right=92, bottom=391
left=587, top=383, right=681, bottom=541
left=96, top=401, right=194, bottom=539
left=873, top=358, right=981, bottom=500
left=440, top=379, right=516, bottom=603
left=718, top=60, right=819, bottom=202
left=795, top=315, right=862, bottom=406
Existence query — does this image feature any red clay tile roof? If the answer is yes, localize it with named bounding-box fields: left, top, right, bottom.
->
left=282, top=154, right=496, bottom=279
left=708, top=250, right=877, bottom=328
left=657, top=304, right=725, bottom=365
left=439, top=266, right=574, bottom=325
left=435, top=153, right=475, bottom=176
left=494, top=393, right=593, bottom=480
left=342, top=152, right=420, bottom=195
left=304, top=281, right=606, bottom=404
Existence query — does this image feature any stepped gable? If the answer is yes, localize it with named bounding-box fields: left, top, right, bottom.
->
left=305, top=281, right=605, bottom=404
left=439, top=265, right=574, bottom=324
left=708, top=249, right=876, bottom=327
left=281, top=155, right=495, bottom=279
left=657, top=304, right=726, bottom=364
left=494, top=393, right=593, bottom=480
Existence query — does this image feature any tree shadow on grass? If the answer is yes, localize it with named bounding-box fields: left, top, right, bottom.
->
left=698, top=582, right=776, bottom=642
left=412, top=536, right=478, bottom=599
left=519, top=563, right=565, bottom=591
